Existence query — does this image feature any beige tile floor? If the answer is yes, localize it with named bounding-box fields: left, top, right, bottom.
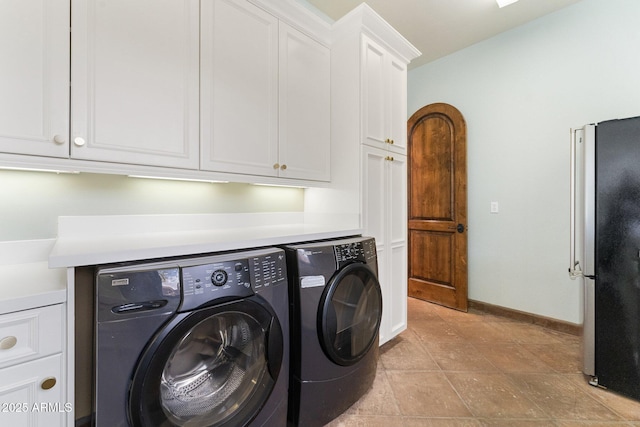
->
left=327, top=297, right=640, bottom=426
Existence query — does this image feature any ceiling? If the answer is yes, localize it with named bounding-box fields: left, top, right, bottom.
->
left=300, top=0, right=583, bottom=69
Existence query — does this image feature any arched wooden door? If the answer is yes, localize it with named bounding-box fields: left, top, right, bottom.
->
left=407, top=103, right=468, bottom=311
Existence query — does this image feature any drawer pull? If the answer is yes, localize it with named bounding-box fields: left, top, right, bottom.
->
left=41, top=377, right=57, bottom=390
left=0, top=336, right=17, bottom=350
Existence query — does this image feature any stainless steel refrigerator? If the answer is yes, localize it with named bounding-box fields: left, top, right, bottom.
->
left=570, top=116, right=640, bottom=401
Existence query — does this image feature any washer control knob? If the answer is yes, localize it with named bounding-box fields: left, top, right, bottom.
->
left=211, top=270, right=228, bottom=286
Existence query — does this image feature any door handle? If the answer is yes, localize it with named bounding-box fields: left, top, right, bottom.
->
left=448, top=224, right=465, bottom=233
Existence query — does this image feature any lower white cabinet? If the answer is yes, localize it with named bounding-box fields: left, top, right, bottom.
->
left=0, top=353, right=66, bottom=427
left=362, top=145, right=407, bottom=345
left=0, top=304, right=65, bottom=427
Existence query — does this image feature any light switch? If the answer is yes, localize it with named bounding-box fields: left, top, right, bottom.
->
left=490, top=202, right=499, bottom=213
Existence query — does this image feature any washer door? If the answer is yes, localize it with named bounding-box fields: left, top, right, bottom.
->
left=318, top=263, right=382, bottom=366
left=129, top=299, right=283, bottom=427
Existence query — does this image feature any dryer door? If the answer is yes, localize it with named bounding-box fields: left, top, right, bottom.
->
left=129, top=298, right=283, bottom=427
left=318, top=263, right=382, bottom=366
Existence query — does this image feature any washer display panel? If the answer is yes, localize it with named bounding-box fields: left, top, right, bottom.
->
left=319, top=263, right=382, bottom=366
left=130, top=300, right=281, bottom=427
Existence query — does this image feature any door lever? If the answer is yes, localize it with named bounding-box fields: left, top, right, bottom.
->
left=447, top=224, right=465, bottom=233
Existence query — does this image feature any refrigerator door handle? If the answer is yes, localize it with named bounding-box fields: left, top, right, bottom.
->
left=569, top=128, right=583, bottom=279
left=583, top=124, right=596, bottom=278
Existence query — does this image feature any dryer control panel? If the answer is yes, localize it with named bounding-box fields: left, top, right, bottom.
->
left=334, top=238, right=376, bottom=268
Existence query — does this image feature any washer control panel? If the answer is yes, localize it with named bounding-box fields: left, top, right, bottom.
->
left=249, top=251, right=287, bottom=291
left=181, top=259, right=252, bottom=310
left=179, top=248, right=287, bottom=311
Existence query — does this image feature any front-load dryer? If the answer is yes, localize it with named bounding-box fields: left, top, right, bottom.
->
left=94, top=247, right=288, bottom=427
left=284, top=236, right=382, bottom=427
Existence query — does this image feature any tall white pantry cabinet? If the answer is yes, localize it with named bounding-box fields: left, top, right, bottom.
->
left=329, top=5, right=420, bottom=345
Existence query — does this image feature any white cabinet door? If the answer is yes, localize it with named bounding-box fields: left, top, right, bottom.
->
left=0, top=304, right=63, bottom=370
left=387, top=153, right=408, bottom=339
left=0, top=354, right=65, bottom=427
left=388, top=57, right=408, bottom=154
left=362, top=145, right=407, bottom=345
left=0, top=0, right=69, bottom=158
left=362, top=146, right=386, bottom=246
left=362, top=37, right=386, bottom=151
left=278, top=23, right=330, bottom=182
left=201, top=0, right=279, bottom=176
left=71, top=0, right=200, bottom=169
left=361, top=35, right=407, bottom=155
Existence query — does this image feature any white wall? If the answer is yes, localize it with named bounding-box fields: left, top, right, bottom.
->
left=1, top=170, right=304, bottom=241
left=408, top=0, right=640, bottom=324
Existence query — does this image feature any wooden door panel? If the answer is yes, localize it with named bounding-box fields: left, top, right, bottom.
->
left=409, top=114, right=454, bottom=221
left=409, top=230, right=452, bottom=285
left=408, top=103, right=467, bottom=311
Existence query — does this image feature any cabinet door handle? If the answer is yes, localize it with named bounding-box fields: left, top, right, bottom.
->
left=74, top=137, right=86, bottom=147
left=273, top=163, right=280, bottom=170
left=0, top=336, right=17, bottom=350
left=41, top=377, right=57, bottom=390
left=280, top=164, right=287, bottom=170
left=385, top=156, right=394, bottom=161
left=384, top=138, right=395, bottom=145
left=53, top=135, right=66, bottom=144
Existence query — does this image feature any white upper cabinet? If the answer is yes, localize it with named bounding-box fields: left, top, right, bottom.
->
left=71, top=0, right=200, bottom=169
left=201, top=0, right=330, bottom=182
left=0, top=0, right=330, bottom=183
left=362, top=35, right=408, bottom=155
left=278, top=23, right=330, bottom=181
left=0, top=0, right=70, bottom=158
left=201, top=0, right=279, bottom=177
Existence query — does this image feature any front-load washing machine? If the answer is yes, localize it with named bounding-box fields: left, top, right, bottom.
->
left=284, top=236, right=382, bottom=427
left=94, top=247, right=288, bottom=427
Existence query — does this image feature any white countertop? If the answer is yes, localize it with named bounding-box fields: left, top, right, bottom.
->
left=49, top=213, right=362, bottom=268
left=0, top=239, right=66, bottom=314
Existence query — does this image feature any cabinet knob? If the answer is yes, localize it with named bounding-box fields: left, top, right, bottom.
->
left=385, top=156, right=394, bottom=161
left=273, top=163, right=280, bottom=170
left=74, top=137, right=86, bottom=147
left=53, top=135, right=66, bottom=144
left=385, top=138, right=390, bottom=144
left=280, top=164, right=287, bottom=171
left=0, top=336, right=17, bottom=350
left=41, top=377, right=57, bottom=390
left=390, top=139, right=395, bottom=145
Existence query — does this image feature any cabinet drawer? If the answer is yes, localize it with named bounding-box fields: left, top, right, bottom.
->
left=0, top=353, right=66, bottom=427
left=0, top=305, right=63, bottom=369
